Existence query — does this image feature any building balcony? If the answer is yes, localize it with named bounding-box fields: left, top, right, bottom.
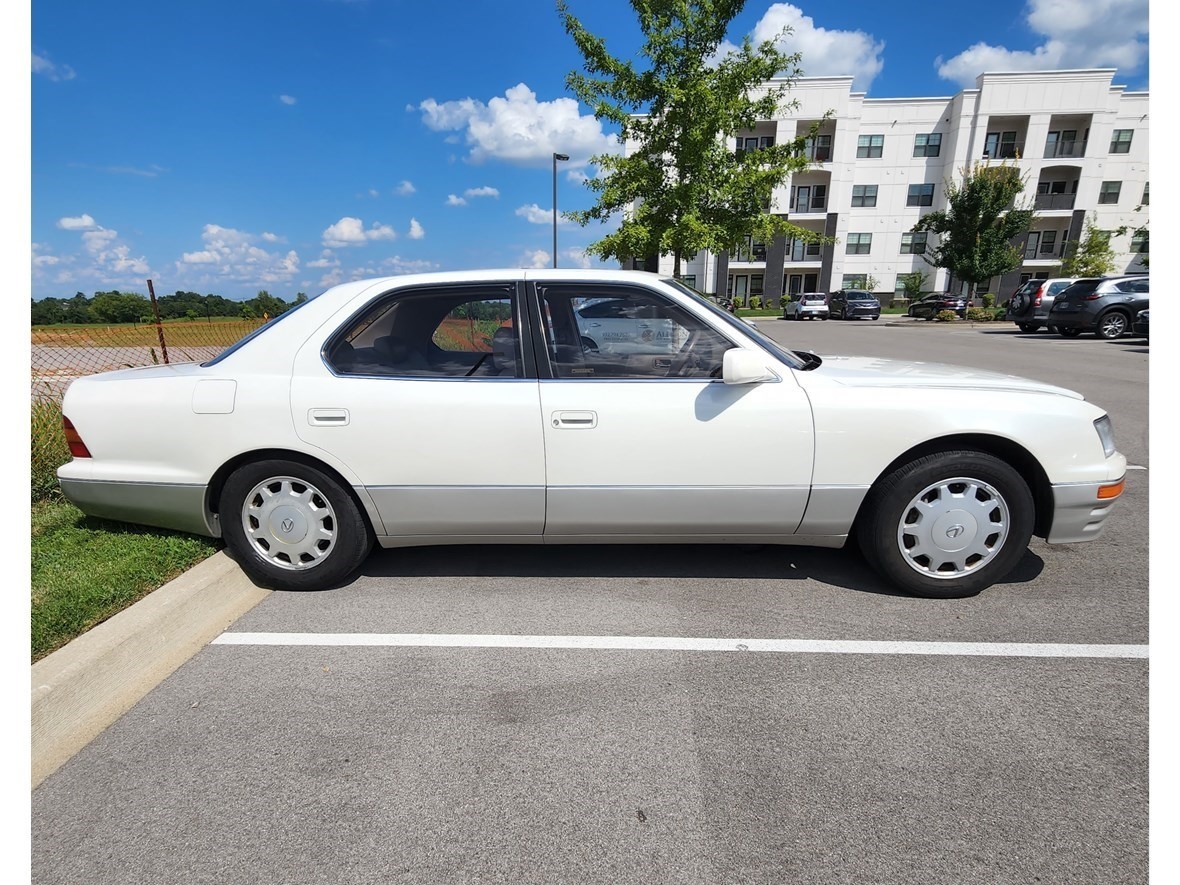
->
left=983, top=143, right=1023, bottom=160
left=1043, top=140, right=1087, bottom=159
left=1034, top=193, right=1077, bottom=211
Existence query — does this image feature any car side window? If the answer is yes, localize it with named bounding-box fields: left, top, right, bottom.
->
left=326, top=286, right=521, bottom=378
left=538, top=284, right=733, bottom=380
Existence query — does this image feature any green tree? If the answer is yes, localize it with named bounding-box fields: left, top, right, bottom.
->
left=30, top=297, right=66, bottom=326
left=559, top=0, right=820, bottom=277
left=911, top=161, right=1034, bottom=299
left=1060, top=214, right=1118, bottom=277
left=898, top=270, right=927, bottom=300
left=90, top=291, right=152, bottom=324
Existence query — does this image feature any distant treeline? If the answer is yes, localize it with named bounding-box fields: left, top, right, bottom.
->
left=30, top=289, right=307, bottom=326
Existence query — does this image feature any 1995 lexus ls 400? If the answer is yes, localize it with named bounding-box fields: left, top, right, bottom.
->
left=58, top=269, right=1126, bottom=598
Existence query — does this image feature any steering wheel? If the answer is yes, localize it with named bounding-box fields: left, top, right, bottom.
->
left=665, top=331, right=703, bottom=377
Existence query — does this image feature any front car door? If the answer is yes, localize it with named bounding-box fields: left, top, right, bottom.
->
left=529, top=279, right=815, bottom=541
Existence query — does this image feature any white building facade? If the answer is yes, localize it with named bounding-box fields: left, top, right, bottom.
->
left=635, top=69, right=1149, bottom=305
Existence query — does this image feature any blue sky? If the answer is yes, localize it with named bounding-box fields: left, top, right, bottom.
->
left=25, top=0, right=1150, bottom=303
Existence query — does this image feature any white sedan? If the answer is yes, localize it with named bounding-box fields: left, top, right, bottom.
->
left=58, top=269, right=1127, bottom=599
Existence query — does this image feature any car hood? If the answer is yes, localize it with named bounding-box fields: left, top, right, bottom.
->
left=808, top=354, right=1084, bottom=399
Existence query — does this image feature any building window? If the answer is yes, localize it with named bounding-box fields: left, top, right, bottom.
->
left=1024, top=232, right=1040, bottom=260
left=913, top=133, right=942, bottom=157
left=856, top=134, right=884, bottom=158
left=1098, top=181, right=1121, bottom=205
left=907, top=183, right=935, bottom=207
left=846, top=233, right=872, bottom=255
left=1110, top=129, right=1133, bottom=154
left=841, top=274, right=868, bottom=289
left=790, top=184, right=827, bottom=212
left=1045, top=130, right=1080, bottom=158
left=985, top=131, right=1019, bottom=159
left=788, top=238, right=823, bottom=261
left=1040, top=231, right=1057, bottom=256
left=750, top=274, right=764, bottom=297
left=1142, top=182, right=1149, bottom=206
left=851, top=185, right=878, bottom=207
left=1131, top=231, right=1149, bottom=253
left=900, top=232, right=928, bottom=254
left=679, top=274, right=696, bottom=289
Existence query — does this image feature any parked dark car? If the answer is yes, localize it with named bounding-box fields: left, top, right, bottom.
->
left=907, top=293, right=973, bottom=320
left=829, top=290, right=881, bottom=320
left=1006, top=277, right=1079, bottom=332
left=1047, top=275, right=1149, bottom=339
left=1133, top=308, right=1148, bottom=338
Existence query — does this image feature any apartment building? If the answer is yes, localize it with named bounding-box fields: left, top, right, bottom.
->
left=636, top=69, right=1149, bottom=304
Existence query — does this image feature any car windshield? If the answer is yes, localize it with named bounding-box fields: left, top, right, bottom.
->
left=201, top=293, right=321, bottom=366
left=848, top=294, right=876, bottom=302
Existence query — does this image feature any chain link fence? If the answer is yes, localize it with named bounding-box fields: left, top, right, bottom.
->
left=32, top=319, right=263, bottom=501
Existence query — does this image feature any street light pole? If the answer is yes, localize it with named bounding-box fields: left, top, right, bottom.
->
left=552, top=152, right=569, bottom=268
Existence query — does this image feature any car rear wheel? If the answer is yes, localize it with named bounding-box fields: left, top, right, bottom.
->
left=856, top=451, right=1034, bottom=599
left=1096, top=311, right=1129, bottom=340
left=1017, top=323, right=1040, bottom=333
left=1058, top=327, right=1082, bottom=338
left=220, top=459, right=374, bottom=591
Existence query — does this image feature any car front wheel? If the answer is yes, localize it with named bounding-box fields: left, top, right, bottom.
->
left=220, top=459, right=374, bottom=591
left=856, top=451, right=1034, bottom=598
left=1096, top=311, right=1129, bottom=340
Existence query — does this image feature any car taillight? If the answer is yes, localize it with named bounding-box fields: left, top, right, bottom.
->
left=1084, top=292, right=1102, bottom=300
left=1032, top=284, right=1046, bottom=307
left=63, top=416, right=92, bottom=458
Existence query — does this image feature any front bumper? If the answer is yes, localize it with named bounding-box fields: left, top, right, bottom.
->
left=1046, top=477, right=1126, bottom=543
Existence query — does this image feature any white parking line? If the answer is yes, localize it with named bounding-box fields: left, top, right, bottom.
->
left=212, top=632, right=1147, bottom=659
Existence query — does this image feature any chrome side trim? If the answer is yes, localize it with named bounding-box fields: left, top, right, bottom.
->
left=58, top=478, right=217, bottom=538
left=1046, top=481, right=1123, bottom=543
left=795, top=485, right=871, bottom=535
left=365, top=486, right=545, bottom=535
left=372, top=533, right=847, bottom=549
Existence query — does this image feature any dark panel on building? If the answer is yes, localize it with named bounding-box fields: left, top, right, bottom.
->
left=820, top=212, right=839, bottom=292
left=764, top=234, right=787, bottom=305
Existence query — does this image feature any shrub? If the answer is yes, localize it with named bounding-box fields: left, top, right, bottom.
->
left=32, top=397, right=68, bottom=503
left=749, top=296, right=762, bottom=310
left=935, top=310, right=959, bottom=322
left=981, top=293, right=996, bottom=309
left=965, top=307, right=993, bottom=321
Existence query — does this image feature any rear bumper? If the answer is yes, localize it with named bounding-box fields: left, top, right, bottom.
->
left=58, top=476, right=219, bottom=538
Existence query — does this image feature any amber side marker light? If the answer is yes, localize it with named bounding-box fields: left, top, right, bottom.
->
left=1097, top=478, right=1126, bottom=500
left=63, top=417, right=92, bottom=458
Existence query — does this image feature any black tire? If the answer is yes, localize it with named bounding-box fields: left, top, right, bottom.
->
left=871, top=315, right=879, bottom=321
left=581, top=336, right=600, bottom=353
left=1017, top=323, right=1040, bottom=333
left=1095, top=311, right=1129, bottom=340
left=856, top=450, right=1034, bottom=599
left=220, top=459, right=374, bottom=591
left=1010, top=293, right=1030, bottom=316
left=1058, top=327, right=1082, bottom=338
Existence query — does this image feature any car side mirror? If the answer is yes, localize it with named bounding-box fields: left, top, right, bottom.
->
left=722, top=349, right=779, bottom=385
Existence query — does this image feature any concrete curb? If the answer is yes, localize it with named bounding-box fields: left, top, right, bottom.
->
left=31, top=551, right=271, bottom=789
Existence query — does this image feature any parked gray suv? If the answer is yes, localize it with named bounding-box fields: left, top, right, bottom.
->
left=1006, top=277, right=1079, bottom=332
left=1047, top=275, right=1149, bottom=339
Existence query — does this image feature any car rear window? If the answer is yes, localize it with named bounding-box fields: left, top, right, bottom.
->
left=1059, top=280, right=1101, bottom=299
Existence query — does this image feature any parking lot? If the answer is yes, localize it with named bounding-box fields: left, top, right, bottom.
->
left=31, top=318, right=1150, bottom=884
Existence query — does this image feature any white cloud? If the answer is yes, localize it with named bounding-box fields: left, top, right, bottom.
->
left=936, top=0, right=1148, bottom=88
left=515, top=203, right=571, bottom=225
left=522, top=249, right=551, bottom=268
left=32, top=51, right=76, bottom=81
left=417, top=82, right=621, bottom=165
left=321, top=216, right=397, bottom=247
left=717, top=4, right=884, bottom=92
left=408, top=218, right=425, bottom=239
left=395, top=180, right=416, bottom=196
left=57, top=214, right=98, bottom=231
left=176, top=223, right=302, bottom=289
left=306, top=249, right=340, bottom=270
left=446, top=194, right=467, bottom=206
left=279, top=95, right=297, bottom=105
left=464, top=186, right=500, bottom=198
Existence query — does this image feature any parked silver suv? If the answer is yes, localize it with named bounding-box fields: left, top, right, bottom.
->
left=1006, top=277, right=1079, bottom=332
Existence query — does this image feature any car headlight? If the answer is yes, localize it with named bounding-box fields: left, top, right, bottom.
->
left=1094, top=415, right=1117, bottom=458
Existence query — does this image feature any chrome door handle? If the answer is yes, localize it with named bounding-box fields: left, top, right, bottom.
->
left=551, top=410, right=598, bottom=429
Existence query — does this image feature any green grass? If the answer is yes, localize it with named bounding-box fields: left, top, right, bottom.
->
left=31, top=499, right=219, bottom=663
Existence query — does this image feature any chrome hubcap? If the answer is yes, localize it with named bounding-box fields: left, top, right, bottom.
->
left=241, top=475, right=337, bottom=570
left=896, top=476, right=1010, bottom=580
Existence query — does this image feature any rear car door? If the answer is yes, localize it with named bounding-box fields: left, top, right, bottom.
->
left=290, top=280, right=546, bottom=540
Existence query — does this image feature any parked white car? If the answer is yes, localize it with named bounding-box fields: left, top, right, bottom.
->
left=784, top=292, right=830, bottom=320
left=58, top=269, right=1127, bottom=599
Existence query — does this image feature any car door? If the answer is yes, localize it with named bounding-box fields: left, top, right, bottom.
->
left=289, top=280, right=546, bottom=540
left=531, top=280, right=815, bottom=539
